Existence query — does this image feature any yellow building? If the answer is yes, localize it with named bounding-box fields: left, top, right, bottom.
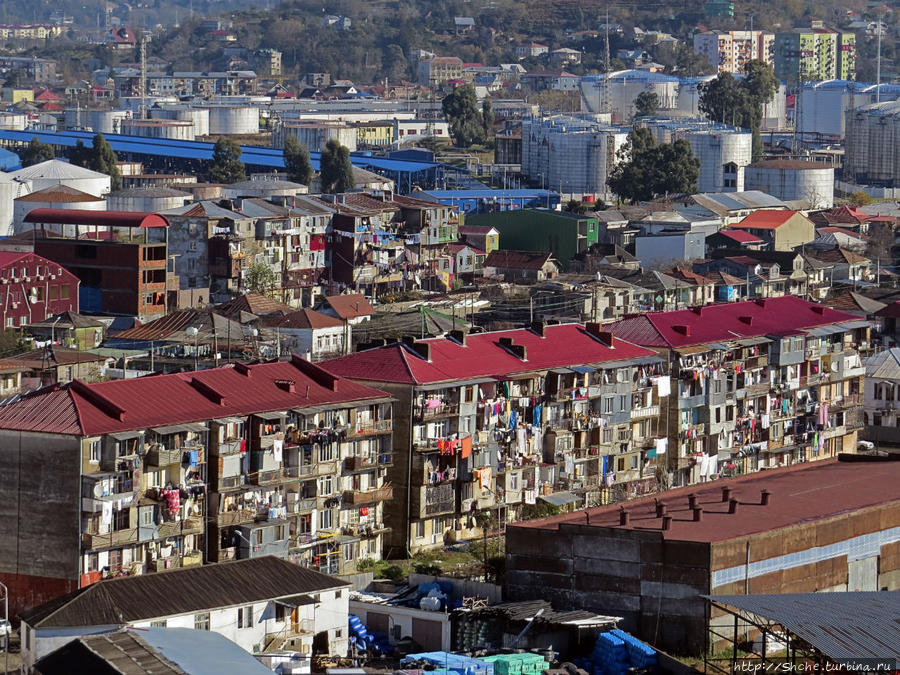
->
left=354, top=121, right=394, bottom=149
left=1, top=88, right=34, bottom=104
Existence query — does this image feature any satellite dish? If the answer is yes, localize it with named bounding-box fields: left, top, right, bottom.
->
left=831, top=362, right=839, bottom=373
left=93, top=483, right=104, bottom=498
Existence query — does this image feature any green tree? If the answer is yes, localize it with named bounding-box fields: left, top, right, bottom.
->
left=20, top=136, right=54, bottom=167
left=849, top=190, right=872, bottom=207
left=283, top=135, right=313, bottom=185
left=442, top=85, right=485, bottom=148
left=89, top=133, right=122, bottom=191
left=740, top=60, right=778, bottom=161
left=244, top=261, right=278, bottom=296
left=68, top=140, right=93, bottom=169
left=209, top=138, right=247, bottom=184
left=482, top=97, right=495, bottom=140
left=634, top=90, right=659, bottom=117
left=654, top=42, right=716, bottom=76
left=607, top=127, right=699, bottom=203
left=319, top=138, right=355, bottom=194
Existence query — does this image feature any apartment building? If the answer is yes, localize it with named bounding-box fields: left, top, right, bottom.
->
left=693, top=30, right=775, bottom=73
left=607, top=296, right=869, bottom=488
left=0, top=357, right=392, bottom=617
left=323, top=322, right=670, bottom=554
left=417, top=57, right=464, bottom=87
left=774, top=28, right=856, bottom=83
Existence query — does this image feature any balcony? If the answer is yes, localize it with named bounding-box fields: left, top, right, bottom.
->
left=630, top=404, right=659, bottom=420
left=157, top=517, right=204, bottom=538
left=424, top=483, right=455, bottom=516
left=219, top=439, right=243, bottom=455
left=216, top=508, right=258, bottom=527
left=151, top=550, right=202, bottom=572
left=417, top=403, right=459, bottom=420
left=217, top=474, right=246, bottom=490
left=249, top=468, right=283, bottom=485
left=288, top=497, right=317, bottom=513
left=344, top=453, right=393, bottom=472
left=82, top=527, right=139, bottom=550
left=348, top=419, right=392, bottom=437
left=343, top=485, right=393, bottom=505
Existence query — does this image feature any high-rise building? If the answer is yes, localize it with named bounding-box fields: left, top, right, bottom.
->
left=774, top=28, right=856, bottom=83
left=693, top=30, right=775, bottom=74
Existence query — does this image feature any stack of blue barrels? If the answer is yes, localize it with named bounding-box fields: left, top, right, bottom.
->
left=573, top=630, right=657, bottom=675
left=608, top=630, right=657, bottom=670
left=348, top=614, right=392, bottom=655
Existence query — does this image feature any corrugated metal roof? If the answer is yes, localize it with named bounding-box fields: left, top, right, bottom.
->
left=24, top=208, right=170, bottom=228
left=705, top=592, right=900, bottom=663
left=22, top=556, right=349, bottom=629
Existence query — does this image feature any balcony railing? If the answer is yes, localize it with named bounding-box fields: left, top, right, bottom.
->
left=82, top=527, right=139, bottom=550
left=348, top=419, right=393, bottom=437
left=219, top=439, right=243, bottom=455
left=145, top=445, right=186, bottom=466
left=417, top=403, right=459, bottom=419
left=630, top=405, right=659, bottom=420
left=216, top=508, right=258, bottom=527
left=344, top=453, right=392, bottom=472
left=218, top=474, right=246, bottom=490
left=157, top=517, right=203, bottom=539
left=343, top=485, right=393, bottom=505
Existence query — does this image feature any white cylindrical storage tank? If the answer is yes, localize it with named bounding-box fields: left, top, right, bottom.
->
left=273, top=121, right=358, bottom=151
left=223, top=179, right=308, bottom=199
left=8, top=159, right=111, bottom=197
left=0, top=112, right=27, bottom=131
left=107, top=186, right=191, bottom=212
left=796, top=82, right=849, bottom=138
left=0, top=173, right=29, bottom=236
left=745, top=160, right=835, bottom=208
left=151, top=106, right=210, bottom=137
left=13, top=185, right=106, bottom=234
left=89, top=109, right=131, bottom=135
left=121, top=118, right=196, bottom=141
left=208, top=106, right=259, bottom=135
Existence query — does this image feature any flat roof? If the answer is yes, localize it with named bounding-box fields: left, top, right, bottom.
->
left=511, top=459, right=900, bottom=543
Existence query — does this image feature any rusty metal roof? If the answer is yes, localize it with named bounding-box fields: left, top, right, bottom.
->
left=705, top=592, right=900, bottom=663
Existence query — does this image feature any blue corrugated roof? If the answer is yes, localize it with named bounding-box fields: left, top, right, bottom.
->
left=424, top=189, right=558, bottom=198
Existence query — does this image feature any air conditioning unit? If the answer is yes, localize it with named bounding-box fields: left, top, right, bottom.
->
left=49, top=274, right=56, bottom=280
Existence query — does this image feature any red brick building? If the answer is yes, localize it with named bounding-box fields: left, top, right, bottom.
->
left=0, top=251, right=79, bottom=329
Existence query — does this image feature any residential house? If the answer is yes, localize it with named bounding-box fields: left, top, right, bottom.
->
left=803, top=248, right=873, bottom=286
left=448, top=244, right=486, bottom=276
left=317, top=294, right=375, bottom=325
left=273, top=309, right=349, bottom=361
left=26, top=311, right=106, bottom=350
left=323, top=323, right=668, bottom=553
left=550, top=48, right=583, bottom=66
left=662, top=267, right=717, bottom=307
left=454, top=17, right=475, bottom=35
left=19, top=556, right=350, bottom=671
left=862, top=348, right=900, bottom=447
left=634, top=231, right=706, bottom=269
left=0, top=251, right=80, bottom=330
left=0, top=346, right=108, bottom=388
left=22, top=210, right=168, bottom=321
left=730, top=210, right=815, bottom=251
left=482, top=250, right=559, bottom=282
left=519, top=71, right=580, bottom=92
left=516, top=43, right=550, bottom=59
left=417, top=57, right=464, bottom=88
left=696, top=252, right=810, bottom=299
left=607, top=296, right=868, bottom=487
left=0, top=357, right=392, bottom=619
left=163, top=201, right=258, bottom=304
left=34, top=627, right=273, bottom=675
left=705, top=229, right=766, bottom=251
left=691, top=191, right=789, bottom=226
left=459, top=226, right=500, bottom=255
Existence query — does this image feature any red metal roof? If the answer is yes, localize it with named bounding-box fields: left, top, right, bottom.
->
left=718, top=229, right=764, bottom=244
left=606, top=296, right=860, bottom=348
left=275, top=308, right=343, bottom=330
left=0, top=358, right=390, bottom=436
left=321, top=294, right=375, bottom=320
left=511, top=458, right=900, bottom=543
left=24, top=209, right=170, bottom=228
left=732, top=210, right=801, bottom=230
left=323, top=323, right=657, bottom=385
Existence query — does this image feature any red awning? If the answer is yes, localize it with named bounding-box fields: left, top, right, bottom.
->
left=24, top=208, right=170, bottom=228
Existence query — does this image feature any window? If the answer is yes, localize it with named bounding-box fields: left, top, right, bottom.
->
left=150, top=620, right=167, bottom=628
left=318, top=508, right=334, bottom=530
left=276, top=604, right=286, bottom=623
left=464, top=386, right=474, bottom=403
left=61, top=285, right=70, bottom=299
left=715, top=407, right=721, bottom=424
left=194, top=612, right=210, bottom=631
left=414, top=520, right=425, bottom=539
left=252, top=529, right=263, bottom=546
left=238, top=606, right=254, bottom=629
left=274, top=525, right=285, bottom=541
left=618, top=395, right=627, bottom=411
left=49, top=285, right=58, bottom=301
left=88, top=440, right=101, bottom=464
left=602, top=397, right=613, bottom=414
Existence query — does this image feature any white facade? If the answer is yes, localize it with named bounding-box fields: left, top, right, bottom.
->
left=693, top=31, right=775, bottom=73
left=64, top=109, right=131, bottom=134
left=395, top=120, right=451, bottom=144
left=745, top=162, right=835, bottom=208
left=641, top=118, right=753, bottom=193
left=122, top=119, right=196, bottom=140
left=23, top=588, right=350, bottom=672
left=0, top=111, right=27, bottom=130
left=349, top=600, right=452, bottom=652
left=520, top=115, right=629, bottom=199
left=208, top=106, right=260, bottom=135
left=0, top=173, right=29, bottom=237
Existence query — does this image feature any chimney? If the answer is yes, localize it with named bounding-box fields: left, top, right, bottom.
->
left=190, top=377, right=227, bottom=405
left=499, top=336, right=527, bottom=360
left=449, top=329, right=467, bottom=346
left=691, top=306, right=704, bottom=316
left=662, top=515, right=672, bottom=531
left=729, top=498, right=739, bottom=514
left=275, top=378, right=295, bottom=393
left=673, top=325, right=691, bottom=336
left=619, top=507, right=629, bottom=526
left=585, top=322, right=615, bottom=347
left=530, top=320, right=547, bottom=337
left=811, top=305, right=825, bottom=315
left=401, top=335, right=417, bottom=347
left=234, top=362, right=252, bottom=377
left=688, top=493, right=698, bottom=510
left=655, top=500, right=667, bottom=518
left=760, top=489, right=771, bottom=506
left=721, top=486, right=732, bottom=502
left=411, top=341, right=432, bottom=361
left=755, top=298, right=769, bottom=308
left=692, top=507, right=703, bottom=522
left=290, top=355, right=339, bottom=391
left=585, top=511, right=591, bottom=525
left=499, top=337, right=513, bottom=348
left=739, top=315, right=754, bottom=325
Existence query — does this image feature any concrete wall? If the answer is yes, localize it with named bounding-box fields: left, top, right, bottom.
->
left=0, top=430, right=83, bottom=616
left=634, top=232, right=706, bottom=269
left=349, top=599, right=452, bottom=650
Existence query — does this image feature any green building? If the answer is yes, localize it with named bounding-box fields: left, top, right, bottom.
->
left=704, top=0, right=734, bottom=18
left=464, top=209, right=599, bottom=270
left=774, top=29, right=856, bottom=83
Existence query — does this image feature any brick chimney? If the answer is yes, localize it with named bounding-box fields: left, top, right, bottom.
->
left=761, top=489, right=771, bottom=506
left=411, top=341, right=432, bottom=361
left=673, top=325, right=691, bottom=336
left=619, top=507, right=629, bottom=526
left=449, top=329, right=467, bottom=346
left=692, top=507, right=703, bottom=522
left=722, top=486, right=732, bottom=502
left=585, top=322, right=615, bottom=347
left=688, top=493, right=698, bottom=510
left=662, top=515, right=672, bottom=531
left=729, top=498, right=739, bottom=514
